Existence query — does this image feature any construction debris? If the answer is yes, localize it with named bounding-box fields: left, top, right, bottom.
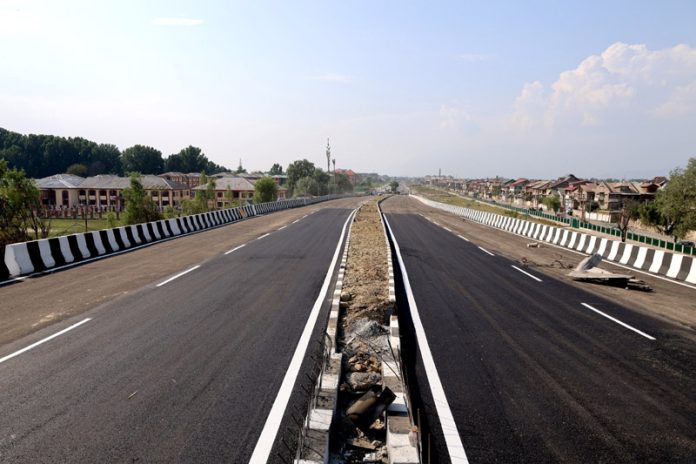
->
left=568, top=254, right=652, bottom=291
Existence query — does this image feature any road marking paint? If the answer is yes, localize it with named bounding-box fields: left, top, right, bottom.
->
left=511, top=265, right=543, bottom=282
left=224, top=244, right=246, bottom=255
left=292, top=219, right=301, bottom=224
left=384, top=215, right=470, bottom=463
left=156, top=265, right=200, bottom=287
left=580, top=303, right=656, bottom=341
left=278, top=225, right=287, bottom=230
left=256, top=233, right=270, bottom=240
left=457, top=234, right=470, bottom=242
left=478, top=246, right=495, bottom=256
left=443, top=226, right=452, bottom=232
left=249, top=208, right=358, bottom=464
left=0, top=318, right=91, bottom=365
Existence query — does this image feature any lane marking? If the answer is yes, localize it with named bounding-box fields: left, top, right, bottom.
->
left=224, top=244, right=246, bottom=255
left=384, top=215, right=470, bottom=463
left=457, top=234, right=470, bottom=242
left=256, top=233, right=271, bottom=240
left=511, top=265, right=543, bottom=282
left=156, top=265, right=200, bottom=287
left=443, top=226, right=452, bottom=232
left=0, top=318, right=92, bottom=365
left=580, top=303, right=656, bottom=341
left=278, top=225, right=287, bottom=230
left=292, top=219, right=301, bottom=224
left=478, top=246, right=495, bottom=257
left=249, top=208, right=357, bottom=464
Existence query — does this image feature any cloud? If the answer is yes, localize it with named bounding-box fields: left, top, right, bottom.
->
left=309, top=73, right=352, bottom=83
left=439, top=104, right=471, bottom=129
left=510, top=42, right=696, bottom=128
left=152, top=18, right=204, bottom=26
left=457, top=53, right=493, bottom=62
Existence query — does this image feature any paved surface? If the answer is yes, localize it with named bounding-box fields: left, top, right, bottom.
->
left=0, top=205, right=355, bottom=463
left=382, top=196, right=696, bottom=463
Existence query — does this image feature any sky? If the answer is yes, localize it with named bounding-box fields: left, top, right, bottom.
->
left=1, top=0, right=695, bottom=179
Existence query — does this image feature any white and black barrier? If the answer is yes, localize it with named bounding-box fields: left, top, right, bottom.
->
left=413, top=195, right=696, bottom=286
left=2, top=195, right=345, bottom=280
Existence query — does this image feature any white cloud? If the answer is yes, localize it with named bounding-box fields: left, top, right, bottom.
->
left=152, top=18, right=204, bottom=26
left=510, top=42, right=696, bottom=128
left=439, top=104, right=471, bottom=129
left=309, top=73, right=352, bottom=83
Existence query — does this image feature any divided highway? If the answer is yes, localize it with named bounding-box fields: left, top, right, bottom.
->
left=383, top=198, right=696, bottom=463
left=0, top=206, right=355, bottom=463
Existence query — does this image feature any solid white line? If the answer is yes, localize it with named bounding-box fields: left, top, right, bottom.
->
left=224, top=244, right=246, bottom=255
left=580, top=303, right=656, bottom=341
left=256, top=233, right=271, bottom=240
left=384, top=215, right=470, bottom=463
left=457, top=234, right=470, bottom=242
left=156, top=265, right=200, bottom=287
left=249, top=208, right=357, bottom=464
left=511, top=265, right=543, bottom=282
left=0, top=318, right=92, bottom=365
left=478, top=246, right=495, bottom=256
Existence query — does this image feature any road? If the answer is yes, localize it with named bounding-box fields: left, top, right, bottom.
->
left=0, top=205, right=355, bottom=463
left=382, top=196, right=696, bottom=463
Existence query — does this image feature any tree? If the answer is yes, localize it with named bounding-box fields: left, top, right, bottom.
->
left=122, top=173, right=162, bottom=224
left=254, top=176, right=279, bottom=203
left=617, top=199, right=640, bottom=242
left=335, top=173, right=353, bottom=194
left=0, top=160, right=50, bottom=247
left=90, top=143, right=122, bottom=175
left=312, top=169, right=330, bottom=196
left=651, top=158, right=696, bottom=241
left=66, top=163, right=88, bottom=176
left=236, top=160, right=247, bottom=174
left=121, top=145, right=164, bottom=174
left=166, top=145, right=207, bottom=173
left=389, top=181, right=400, bottom=193
left=287, top=159, right=316, bottom=191
left=294, top=177, right=320, bottom=197
left=269, top=163, right=283, bottom=175
left=542, top=194, right=561, bottom=213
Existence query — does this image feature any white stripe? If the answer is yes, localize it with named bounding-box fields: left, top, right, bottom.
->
left=249, top=208, right=357, bottom=464
left=256, top=233, right=271, bottom=240
left=478, top=246, right=495, bottom=256
left=278, top=225, right=287, bottom=230
left=580, top=303, right=655, bottom=341
left=511, top=265, right=543, bottom=282
left=443, top=226, right=452, bottom=232
left=224, top=244, right=246, bottom=255
left=156, top=265, right=200, bottom=287
left=0, top=318, right=92, bottom=365
left=384, top=215, right=469, bottom=463
left=457, top=234, right=470, bottom=242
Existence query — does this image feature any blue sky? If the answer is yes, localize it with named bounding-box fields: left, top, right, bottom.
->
left=1, top=0, right=695, bottom=178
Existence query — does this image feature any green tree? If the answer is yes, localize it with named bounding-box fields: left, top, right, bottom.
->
left=389, top=181, right=400, bottom=193
left=66, top=163, right=88, bottom=176
left=335, top=173, right=353, bottom=193
left=542, top=194, right=561, bottom=213
left=166, top=145, right=207, bottom=173
left=312, top=169, right=330, bottom=196
left=286, top=159, right=316, bottom=191
left=253, top=176, right=279, bottom=203
left=1, top=160, right=51, bottom=247
left=294, top=177, right=320, bottom=197
left=651, top=158, right=696, bottom=241
left=269, top=163, right=283, bottom=175
left=236, top=160, right=247, bottom=174
left=121, top=145, right=164, bottom=174
left=617, top=199, right=640, bottom=242
left=122, top=173, right=162, bottom=224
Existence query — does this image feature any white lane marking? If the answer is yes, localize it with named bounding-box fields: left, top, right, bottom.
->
left=384, top=215, right=470, bottom=463
left=457, top=234, right=470, bottom=242
left=511, top=265, right=543, bottom=282
left=478, top=246, right=495, bottom=257
left=256, top=233, right=271, bottom=240
left=443, top=226, right=452, bottom=232
left=156, top=265, right=200, bottom=287
left=580, top=303, right=656, bottom=341
left=224, top=244, right=246, bottom=255
left=0, top=318, right=92, bottom=365
left=278, top=225, right=287, bottom=230
left=249, top=208, right=357, bottom=464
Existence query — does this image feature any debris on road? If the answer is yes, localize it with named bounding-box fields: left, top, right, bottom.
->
left=568, top=254, right=652, bottom=291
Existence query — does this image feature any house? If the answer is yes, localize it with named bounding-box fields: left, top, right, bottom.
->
left=36, top=174, right=85, bottom=207
left=335, top=168, right=358, bottom=185
left=525, top=180, right=551, bottom=208
left=158, top=172, right=202, bottom=189
left=507, top=178, right=530, bottom=205
left=194, top=175, right=288, bottom=208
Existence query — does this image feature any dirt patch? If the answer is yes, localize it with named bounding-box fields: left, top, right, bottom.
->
left=332, top=199, right=392, bottom=463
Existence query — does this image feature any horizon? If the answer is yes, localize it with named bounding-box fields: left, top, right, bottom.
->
left=2, top=1, right=695, bottom=179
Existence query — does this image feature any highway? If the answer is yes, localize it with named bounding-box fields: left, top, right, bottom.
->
left=0, top=205, right=355, bottom=463
left=382, top=196, right=696, bottom=463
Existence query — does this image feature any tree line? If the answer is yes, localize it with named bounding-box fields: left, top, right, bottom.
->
left=0, top=127, right=228, bottom=178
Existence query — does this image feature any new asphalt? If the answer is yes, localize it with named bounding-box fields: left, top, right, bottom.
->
left=0, top=206, right=354, bottom=463
left=383, top=206, right=696, bottom=463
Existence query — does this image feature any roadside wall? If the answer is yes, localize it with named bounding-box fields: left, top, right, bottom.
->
left=413, top=195, right=696, bottom=286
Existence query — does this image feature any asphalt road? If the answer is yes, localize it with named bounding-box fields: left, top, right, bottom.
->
left=384, top=208, right=696, bottom=463
left=0, top=206, right=354, bottom=463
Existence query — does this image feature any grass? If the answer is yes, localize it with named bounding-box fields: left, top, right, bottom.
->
left=413, top=185, right=562, bottom=227
left=43, top=218, right=124, bottom=238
